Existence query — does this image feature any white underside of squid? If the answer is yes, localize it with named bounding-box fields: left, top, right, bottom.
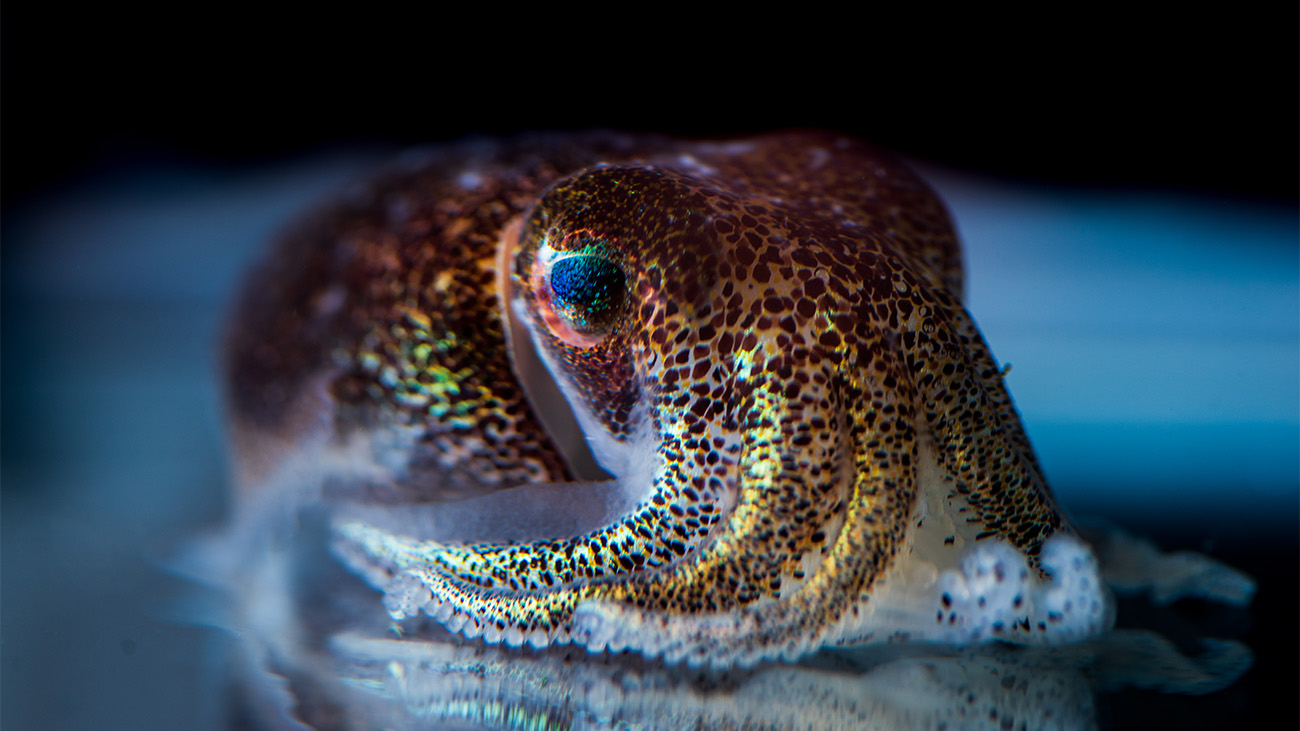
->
left=331, top=431, right=1117, bottom=668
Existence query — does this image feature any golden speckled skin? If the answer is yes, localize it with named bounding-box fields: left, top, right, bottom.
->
left=226, top=131, right=1066, bottom=661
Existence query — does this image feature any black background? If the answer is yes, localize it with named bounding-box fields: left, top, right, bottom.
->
left=4, top=8, right=1296, bottom=206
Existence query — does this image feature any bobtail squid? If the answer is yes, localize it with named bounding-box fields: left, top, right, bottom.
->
left=217, top=131, right=1249, bottom=676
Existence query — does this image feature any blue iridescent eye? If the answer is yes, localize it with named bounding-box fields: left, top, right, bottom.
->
left=548, top=255, right=626, bottom=334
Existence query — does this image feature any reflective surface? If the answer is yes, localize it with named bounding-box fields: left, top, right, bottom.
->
left=208, top=504, right=1255, bottom=730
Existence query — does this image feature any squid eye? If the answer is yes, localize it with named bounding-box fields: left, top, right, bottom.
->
left=547, top=255, right=626, bottom=335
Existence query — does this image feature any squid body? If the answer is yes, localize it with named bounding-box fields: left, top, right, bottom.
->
left=223, top=131, right=1115, bottom=669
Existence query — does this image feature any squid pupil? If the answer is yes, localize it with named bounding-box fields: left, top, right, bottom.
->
left=549, top=255, right=625, bottom=331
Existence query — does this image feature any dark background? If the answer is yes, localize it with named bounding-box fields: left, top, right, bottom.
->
left=3, top=7, right=1295, bottom=731
left=3, top=9, right=1296, bottom=208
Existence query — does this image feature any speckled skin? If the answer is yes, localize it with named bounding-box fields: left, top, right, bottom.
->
left=226, top=131, right=1067, bottom=662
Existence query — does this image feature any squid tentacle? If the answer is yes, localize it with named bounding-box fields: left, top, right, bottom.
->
left=348, top=351, right=921, bottom=666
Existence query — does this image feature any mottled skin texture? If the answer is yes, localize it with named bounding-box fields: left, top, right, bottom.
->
left=226, top=131, right=1066, bottom=659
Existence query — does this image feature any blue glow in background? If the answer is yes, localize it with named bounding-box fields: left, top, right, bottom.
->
left=2, top=154, right=1295, bottom=729
left=937, top=169, right=1299, bottom=529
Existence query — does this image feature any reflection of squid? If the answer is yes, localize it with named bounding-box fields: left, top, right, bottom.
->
left=221, top=132, right=1248, bottom=672
left=326, top=626, right=1250, bottom=730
